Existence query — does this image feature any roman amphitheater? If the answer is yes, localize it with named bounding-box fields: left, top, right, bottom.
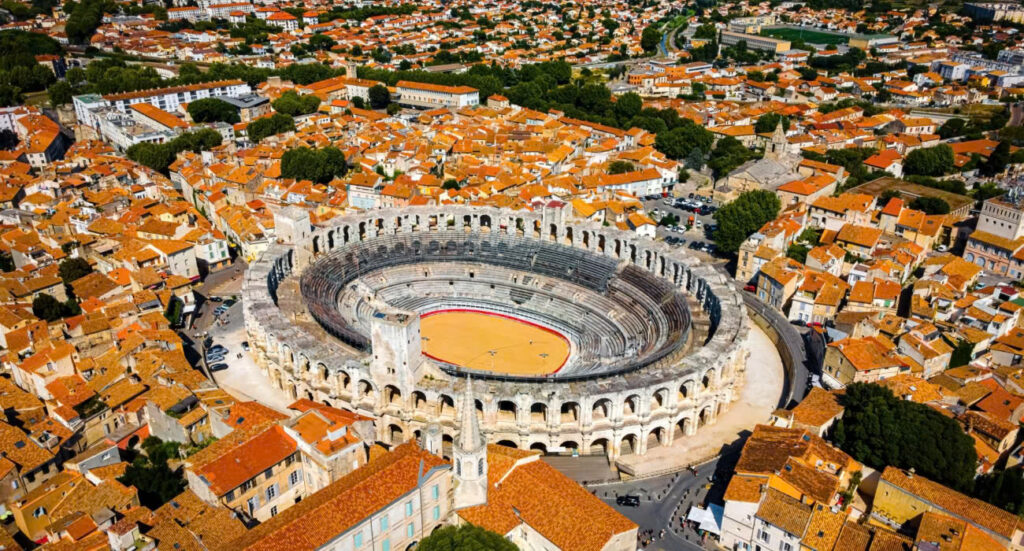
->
left=242, top=205, right=753, bottom=462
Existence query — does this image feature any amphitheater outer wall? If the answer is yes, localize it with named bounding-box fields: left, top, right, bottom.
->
left=243, top=206, right=750, bottom=461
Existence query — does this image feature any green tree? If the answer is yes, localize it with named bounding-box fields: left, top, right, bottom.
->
left=608, top=160, right=635, bottom=174
left=0, top=250, right=13, bottom=272
left=369, top=84, right=391, bottom=109
left=246, top=113, right=295, bottom=142
left=712, top=190, right=781, bottom=253
left=754, top=113, right=789, bottom=134
left=974, top=468, right=1024, bottom=515
left=32, top=293, right=65, bottom=321
left=119, top=437, right=186, bottom=509
left=271, top=90, right=321, bottom=116
left=47, top=80, right=73, bottom=107
left=653, top=119, right=714, bottom=160
left=187, top=97, right=240, bottom=124
left=980, top=140, right=1010, bottom=177
left=949, top=339, right=974, bottom=368
left=280, top=146, right=347, bottom=183
left=309, top=33, right=336, bottom=51
left=417, top=524, right=517, bottom=551
left=787, top=243, right=810, bottom=264
left=613, top=92, right=643, bottom=122
left=707, top=136, right=756, bottom=178
left=904, top=145, right=955, bottom=177
left=832, top=383, right=977, bottom=492
left=641, top=26, right=663, bottom=53
left=908, top=196, right=950, bottom=215
left=58, top=257, right=92, bottom=285
left=0, top=129, right=19, bottom=150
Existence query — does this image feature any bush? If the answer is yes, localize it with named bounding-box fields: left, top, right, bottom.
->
left=126, top=129, right=222, bottom=173
left=247, top=113, right=295, bottom=142
left=832, top=383, right=977, bottom=492
left=280, top=146, right=347, bottom=183
left=904, top=145, right=955, bottom=177
left=271, top=90, right=321, bottom=116
left=908, top=196, right=950, bottom=215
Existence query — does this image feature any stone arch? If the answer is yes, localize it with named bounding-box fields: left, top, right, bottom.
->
left=678, top=380, right=694, bottom=401
left=620, top=433, right=638, bottom=455
left=388, top=424, right=404, bottom=444
left=598, top=234, right=605, bottom=253
left=480, top=214, right=492, bottom=231
left=647, top=426, right=667, bottom=449
left=591, top=398, right=612, bottom=421
left=497, top=400, right=518, bottom=424
left=623, top=394, right=641, bottom=417
left=412, top=391, right=428, bottom=413
left=560, top=401, right=580, bottom=424
left=583, top=231, right=590, bottom=249
left=651, top=388, right=670, bottom=411
left=497, top=439, right=518, bottom=448
left=674, top=416, right=693, bottom=439
left=698, top=405, right=713, bottom=428
left=565, top=226, right=574, bottom=246
left=313, top=235, right=321, bottom=254
left=438, top=394, right=456, bottom=418
left=383, top=385, right=402, bottom=407
left=530, top=402, right=548, bottom=424
left=702, top=369, right=716, bottom=391
left=559, top=440, right=580, bottom=454
left=589, top=437, right=609, bottom=456
left=530, top=442, right=548, bottom=454
left=357, top=380, right=376, bottom=403
left=441, top=433, right=454, bottom=459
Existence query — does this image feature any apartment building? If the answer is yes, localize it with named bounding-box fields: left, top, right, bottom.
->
left=396, top=81, right=480, bottom=109
left=73, top=80, right=252, bottom=130
left=720, top=31, right=791, bottom=53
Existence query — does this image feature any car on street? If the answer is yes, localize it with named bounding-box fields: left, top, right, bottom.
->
left=616, top=495, right=641, bottom=507
left=208, top=344, right=227, bottom=353
left=209, top=363, right=229, bottom=372
left=743, top=283, right=756, bottom=292
left=209, top=296, right=223, bottom=302
left=242, top=341, right=250, bottom=351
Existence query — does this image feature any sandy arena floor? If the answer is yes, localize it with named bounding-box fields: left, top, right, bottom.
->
left=419, top=309, right=570, bottom=375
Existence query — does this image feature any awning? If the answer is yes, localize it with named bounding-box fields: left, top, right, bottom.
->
left=686, top=504, right=724, bottom=535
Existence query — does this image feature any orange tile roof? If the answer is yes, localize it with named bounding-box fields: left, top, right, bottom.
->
left=192, top=425, right=296, bottom=496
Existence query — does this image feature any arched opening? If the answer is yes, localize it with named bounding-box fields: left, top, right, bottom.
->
left=439, top=395, right=455, bottom=418
left=384, top=385, right=402, bottom=407
left=530, top=442, right=548, bottom=454
left=591, top=399, right=612, bottom=421
left=698, top=406, right=712, bottom=428
left=358, top=380, right=374, bottom=403
left=674, top=417, right=692, bottom=440
left=389, top=424, right=404, bottom=444
left=127, top=435, right=140, bottom=449
left=647, top=427, right=666, bottom=449
left=412, top=391, right=428, bottom=413
left=702, top=370, right=715, bottom=391
left=338, top=371, right=351, bottom=394
left=559, top=440, right=580, bottom=455
left=565, top=226, right=573, bottom=245
left=652, top=389, right=668, bottom=411
left=313, top=235, right=320, bottom=254
left=530, top=403, right=548, bottom=424
left=620, top=434, right=638, bottom=455
left=475, top=399, right=484, bottom=421
left=678, top=381, right=691, bottom=401
left=497, top=400, right=517, bottom=424
left=549, top=223, right=557, bottom=240
left=480, top=214, right=491, bottom=231
left=441, top=434, right=453, bottom=459
left=623, top=395, right=640, bottom=417
left=598, top=234, right=605, bottom=253
left=583, top=231, right=590, bottom=248
left=305, top=390, right=314, bottom=402
left=497, top=439, right=518, bottom=448
left=589, top=438, right=608, bottom=456
left=560, top=402, right=580, bottom=424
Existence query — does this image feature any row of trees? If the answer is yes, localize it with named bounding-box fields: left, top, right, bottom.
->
left=187, top=98, right=240, bottom=124
left=126, top=129, right=223, bottom=173
left=712, top=190, right=781, bottom=253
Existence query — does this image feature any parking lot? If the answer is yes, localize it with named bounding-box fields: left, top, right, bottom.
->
left=642, top=194, right=720, bottom=257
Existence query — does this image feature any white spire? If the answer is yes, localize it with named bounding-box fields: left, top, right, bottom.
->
left=458, top=377, right=484, bottom=452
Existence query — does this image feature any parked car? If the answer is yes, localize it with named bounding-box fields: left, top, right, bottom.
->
left=242, top=341, right=250, bottom=351
left=616, top=495, right=641, bottom=507
left=209, top=363, right=229, bottom=372
left=209, top=296, right=223, bottom=302
left=743, top=283, right=756, bottom=292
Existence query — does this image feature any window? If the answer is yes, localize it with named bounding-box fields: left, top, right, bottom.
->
left=33, top=507, right=46, bottom=518
left=405, top=502, right=413, bottom=517
left=431, top=484, right=439, bottom=500
left=432, top=505, right=440, bottom=521
left=264, top=468, right=273, bottom=480
left=477, top=459, right=484, bottom=476
left=289, top=470, right=301, bottom=487
left=270, top=506, right=278, bottom=517
left=407, top=523, right=415, bottom=538
left=758, top=530, right=770, bottom=544
left=380, top=516, right=389, bottom=531
left=382, top=539, right=390, bottom=551
left=354, top=532, right=363, bottom=548
left=782, top=543, right=792, bottom=551
left=247, top=496, right=259, bottom=516
left=266, top=484, right=278, bottom=501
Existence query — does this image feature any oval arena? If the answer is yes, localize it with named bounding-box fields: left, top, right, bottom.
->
left=243, top=206, right=750, bottom=462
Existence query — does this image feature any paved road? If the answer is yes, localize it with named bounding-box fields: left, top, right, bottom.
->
left=589, top=451, right=743, bottom=551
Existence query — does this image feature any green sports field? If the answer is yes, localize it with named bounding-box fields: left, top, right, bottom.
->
left=761, top=28, right=850, bottom=46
